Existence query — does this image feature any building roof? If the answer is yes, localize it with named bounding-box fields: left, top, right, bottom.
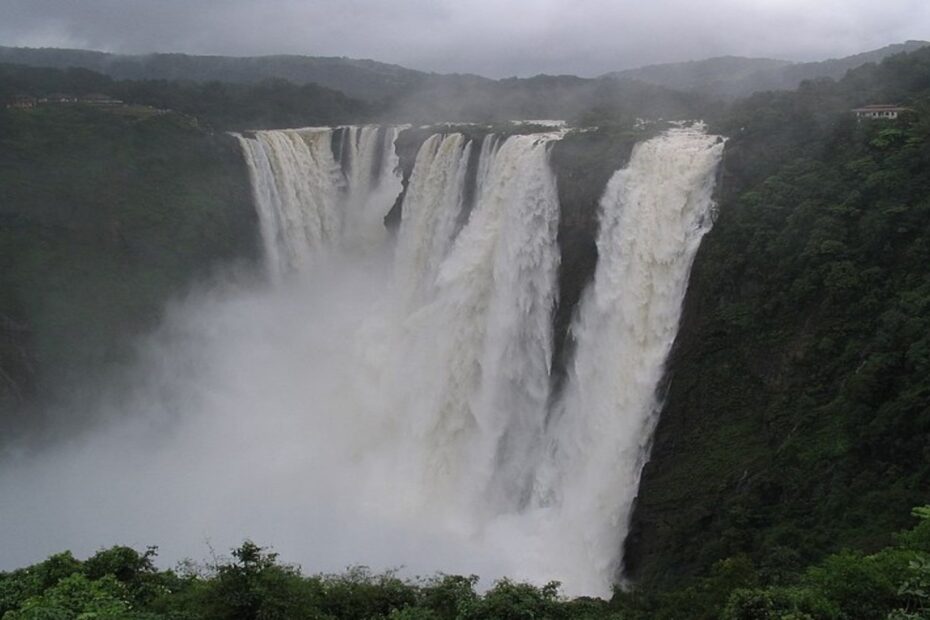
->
left=852, top=104, right=911, bottom=112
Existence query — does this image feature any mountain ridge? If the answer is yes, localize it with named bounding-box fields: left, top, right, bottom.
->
left=2, top=40, right=928, bottom=103
left=603, top=40, right=930, bottom=97
left=0, top=46, right=434, bottom=101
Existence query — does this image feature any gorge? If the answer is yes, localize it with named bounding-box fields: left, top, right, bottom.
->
left=0, top=121, right=724, bottom=597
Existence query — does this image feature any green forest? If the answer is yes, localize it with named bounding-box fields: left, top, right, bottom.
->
left=628, top=47, right=930, bottom=590
left=0, top=506, right=927, bottom=619
left=0, top=104, right=257, bottom=428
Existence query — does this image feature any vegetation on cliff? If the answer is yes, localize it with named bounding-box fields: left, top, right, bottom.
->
left=0, top=105, right=258, bottom=430
left=0, top=63, right=371, bottom=130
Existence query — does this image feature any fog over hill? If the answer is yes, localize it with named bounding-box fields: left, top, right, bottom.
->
left=0, top=46, right=435, bottom=101
left=1, top=39, right=928, bottom=104
left=604, top=40, right=929, bottom=97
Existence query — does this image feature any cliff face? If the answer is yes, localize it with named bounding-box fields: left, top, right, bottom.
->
left=0, top=106, right=258, bottom=433
left=548, top=128, right=642, bottom=390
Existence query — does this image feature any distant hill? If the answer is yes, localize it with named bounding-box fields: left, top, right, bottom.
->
left=604, top=40, right=930, bottom=98
left=777, top=40, right=930, bottom=89
left=0, top=46, right=429, bottom=101
left=604, top=56, right=792, bottom=96
left=3, top=41, right=927, bottom=119
left=378, top=72, right=711, bottom=124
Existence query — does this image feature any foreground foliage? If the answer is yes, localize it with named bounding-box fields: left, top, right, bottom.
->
left=0, top=507, right=927, bottom=619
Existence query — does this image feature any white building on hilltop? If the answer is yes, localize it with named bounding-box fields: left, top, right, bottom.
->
left=853, top=104, right=911, bottom=120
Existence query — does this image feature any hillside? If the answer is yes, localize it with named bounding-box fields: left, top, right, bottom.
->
left=625, top=45, right=930, bottom=591
left=0, top=105, right=258, bottom=432
left=605, top=40, right=929, bottom=98
left=0, top=63, right=371, bottom=130
left=0, top=46, right=428, bottom=101
left=0, top=60, right=713, bottom=128
left=378, top=73, right=712, bottom=124
left=7, top=42, right=924, bottom=126
left=605, top=56, right=792, bottom=96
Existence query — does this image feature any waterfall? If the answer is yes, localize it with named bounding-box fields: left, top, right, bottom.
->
left=0, top=122, right=725, bottom=597
left=235, top=123, right=725, bottom=595
left=393, top=133, right=473, bottom=309
left=396, top=133, right=561, bottom=514
left=231, top=123, right=724, bottom=595
left=0, top=109, right=726, bottom=598
left=532, top=125, right=725, bottom=591
left=236, top=126, right=402, bottom=279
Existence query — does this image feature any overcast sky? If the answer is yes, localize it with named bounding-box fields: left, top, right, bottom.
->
left=1, top=0, right=929, bottom=77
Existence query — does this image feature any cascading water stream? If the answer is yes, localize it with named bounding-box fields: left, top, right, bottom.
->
left=236, top=126, right=402, bottom=279
left=394, top=133, right=561, bottom=516
left=393, top=132, right=474, bottom=309
left=530, top=125, right=725, bottom=591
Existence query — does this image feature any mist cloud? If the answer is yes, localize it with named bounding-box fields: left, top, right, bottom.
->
left=0, top=259, right=513, bottom=584
left=1, top=0, right=928, bottom=77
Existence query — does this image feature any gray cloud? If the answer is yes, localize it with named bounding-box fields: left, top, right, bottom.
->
left=0, top=0, right=928, bottom=77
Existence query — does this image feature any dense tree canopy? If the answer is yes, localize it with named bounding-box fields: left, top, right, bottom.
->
left=0, top=506, right=927, bottom=618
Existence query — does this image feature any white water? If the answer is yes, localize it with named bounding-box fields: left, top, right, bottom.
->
left=532, top=125, right=726, bottom=590
left=0, top=124, right=722, bottom=597
left=393, top=132, right=473, bottom=308
left=391, top=134, right=560, bottom=516
left=233, top=124, right=723, bottom=594
left=237, top=126, right=402, bottom=279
